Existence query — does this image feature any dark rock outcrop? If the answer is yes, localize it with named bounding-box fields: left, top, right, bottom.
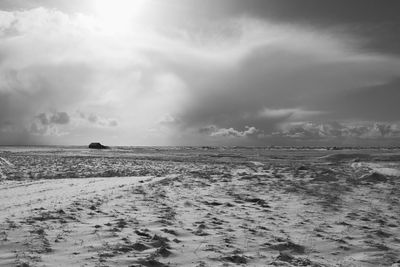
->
left=88, top=142, right=109, bottom=149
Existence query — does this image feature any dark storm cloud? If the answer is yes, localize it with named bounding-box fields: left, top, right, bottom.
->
left=315, top=78, right=400, bottom=122
left=220, top=0, right=400, bottom=25
left=164, top=0, right=400, bottom=55
left=166, top=42, right=399, bottom=134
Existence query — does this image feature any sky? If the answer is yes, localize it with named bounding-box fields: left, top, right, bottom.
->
left=0, top=0, right=400, bottom=146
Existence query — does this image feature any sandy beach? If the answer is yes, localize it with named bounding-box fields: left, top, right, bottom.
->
left=0, top=147, right=399, bottom=266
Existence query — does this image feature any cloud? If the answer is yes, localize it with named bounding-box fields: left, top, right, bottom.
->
left=37, top=111, right=70, bottom=125
left=166, top=19, right=400, bottom=140
left=30, top=122, right=69, bottom=137
left=157, top=114, right=179, bottom=125
left=0, top=8, right=133, bottom=143
left=37, top=113, right=49, bottom=125
left=30, top=111, right=71, bottom=136
left=200, top=125, right=258, bottom=138
left=77, top=111, right=118, bottom=127
left=275, top=121, right=400, bottom=139
left=258, top=108, right=322, bottom=120
left=313, top=78, right=400, bottom=121
left=0, top=5, right=400, bottom=145
left=87, top=114, right=98, bottom=123
left=50, top=112, right=69, bottom=124
left=108, top=120, right=118, bottom=127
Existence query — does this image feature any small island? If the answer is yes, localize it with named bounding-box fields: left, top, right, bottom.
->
left=88, top=142, right=109, bottom=149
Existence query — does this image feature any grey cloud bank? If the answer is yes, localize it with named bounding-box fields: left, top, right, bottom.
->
left=0, top=1, right=399, bottom=146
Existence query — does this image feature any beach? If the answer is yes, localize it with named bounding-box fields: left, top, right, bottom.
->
left=0, top=146, right=399, bottom=266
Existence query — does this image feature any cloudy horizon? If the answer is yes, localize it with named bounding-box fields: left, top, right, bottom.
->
left=1, top=0, right=400, bottom=146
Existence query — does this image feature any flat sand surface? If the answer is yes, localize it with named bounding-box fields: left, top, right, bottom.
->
left=0, top=147, right=400, bottom=266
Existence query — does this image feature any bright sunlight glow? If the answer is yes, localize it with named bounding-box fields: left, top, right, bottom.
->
left=93, top=0, right=147, bottom=31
